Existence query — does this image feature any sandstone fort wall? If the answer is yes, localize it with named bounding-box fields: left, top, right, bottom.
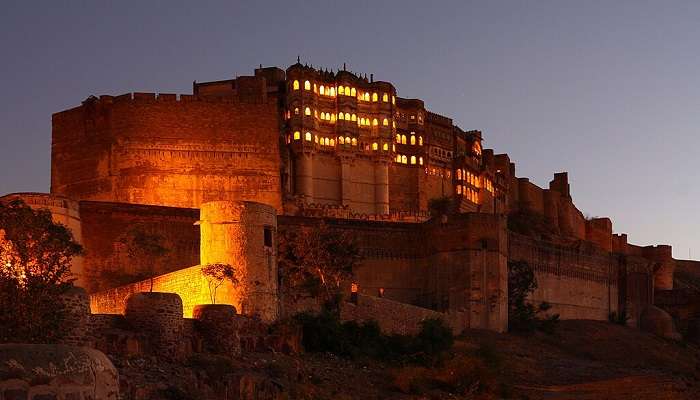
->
left=51, top=93, right=283, bottom=211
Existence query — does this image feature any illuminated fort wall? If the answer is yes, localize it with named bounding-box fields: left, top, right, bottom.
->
left=51, top=91, right=283, bottom=211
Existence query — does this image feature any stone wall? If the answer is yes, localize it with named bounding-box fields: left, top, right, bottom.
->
left=51, top=93, right=282, bottom=212
left=78, top=200, right=199, bottom=292
left=340, top=294, right=468, bottom=335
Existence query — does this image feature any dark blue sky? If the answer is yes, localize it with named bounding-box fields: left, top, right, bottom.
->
left=1, top=1, right=698, bottom=258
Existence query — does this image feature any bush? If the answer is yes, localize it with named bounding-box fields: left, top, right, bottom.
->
left=295, top=313, right=454, bottom=363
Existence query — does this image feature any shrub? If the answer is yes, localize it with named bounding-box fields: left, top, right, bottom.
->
left=508, top=260, right=560, bottom=334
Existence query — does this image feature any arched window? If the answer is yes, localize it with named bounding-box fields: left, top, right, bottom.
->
left=372, top=118, right=378, bottom=126
left=345, top=112, right=351, bottom=121
left=419, top=136, right=423, bottom=146
left=304, top=107, right=311, bottom=116
left=338, top=112, right=345, bottom=120
left=338, top=86, right=345, bottom=95
left=382, top=143, right=388, bottom=151
left=364, top=92, right=370, bottom=101
left=419, top=157, right=423, bottom=165
left=372, top=142, right=378, bottom=150
left=392, top=144, right=396, bottom=152
left=324, top=137, right=330, bottom=146
left=345, top=136, right=350, bottom=144
left=351, top=138, right=357, bottom=146
left=392, top=95, right=396, bottom=104
left=410, top=136, right=416, bottom=145
left=330, top=139, right=335, bottom=146
left=372, top=92, right=378, bottom=102
left=294, top=107, right=299, bottom=115
left=401, top=155, right=407, bottom=164
left=313, top=83, right=317, bottom=93
left=305, top=132, right=312, bottom=141
left=339, top=136, right=345, bottom=145
left=457, top=169, right=462, bottom=180
left=351, top=114, right=356, bottom=121
left=331, top=114, right=336, bottom=123
left=392, top=120, right=396, bottom=128
left=293, top=131, right=300, bottom=140
left=410, top=156, right=416, bottom=165
left=304, top=80, right=311, bottom=90
left=457, top=185, right=462, bottom=194
left=401, top=135, right=407, bottom=145
left=330, top=87, right=336, bottom=97
left=319, top=85, right=325, bottom=95
left=395, top=134, right=401, bottom=143
left=314, top=109, right=318, bottom=118
left=293, top=80, right=300, bottom=90
left=396, top=155, right=401, bottom=162
left=315, top=135, right=319, bottom=143
left=382, top=93, right=389, bottom=102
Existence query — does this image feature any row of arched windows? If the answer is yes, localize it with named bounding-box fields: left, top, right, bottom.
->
left=395, top=134, right=423, bottom=146
left=291, top=80, right=396, bottom=104
left=456, top=185, right=479, bottom=203
left=394, top=154, right=424, bottom=165
left=456, top=169, right=479, bottom=188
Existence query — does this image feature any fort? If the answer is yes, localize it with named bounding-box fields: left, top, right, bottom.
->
left=2, top=60, right=695, bottom=338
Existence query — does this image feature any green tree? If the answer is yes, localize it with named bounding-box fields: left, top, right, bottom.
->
left=508, top=260, right=559, bottom=334
left=278, top=222, right=361, bottom=311
left=201, top=263, right=239, bottom=304
left=0, top=199, right=82, bottom=343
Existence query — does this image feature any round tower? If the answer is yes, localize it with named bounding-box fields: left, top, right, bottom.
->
left=199, top=201, right=279, bottom=322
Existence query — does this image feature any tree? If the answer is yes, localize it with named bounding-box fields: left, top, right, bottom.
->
left=201, top=263, right=238, bottom=304
left=508, top=260, right=559, bottom=334
left=0, top=199, right=83, bottom=343
left=119, top=225, right=169, bottom=291
left=278, top=222, right=361, bottom=311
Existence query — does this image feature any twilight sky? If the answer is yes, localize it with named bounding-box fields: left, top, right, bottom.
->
left=1, top=1, right=698, bottom=258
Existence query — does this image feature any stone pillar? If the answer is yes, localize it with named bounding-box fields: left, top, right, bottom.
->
left=340, top=156, right=354, bottom=207
left=374, top=160, right=389, bottom=214
left=295, top=152, right=314, bottom=202
left=125, top=292, right=184, bottom=360
left=200, top=201, right=279, bottom=322
left=193, top=304, right=241, bottom=357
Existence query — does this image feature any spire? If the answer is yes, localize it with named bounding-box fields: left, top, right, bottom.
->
left=297, top=55, right=300, bottom=63
left=343, top=62, right=346, bottom=71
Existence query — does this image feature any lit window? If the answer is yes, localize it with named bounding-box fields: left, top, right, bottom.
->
left=395, top=134, right=400, bottom=142
left=330, top=139, right=335, bottom=146
left=330, top=87, right=336, bottom=96
left=364, top=92, right=370, bottom=101
left=320, top=85, right=325, bottom=95
left=392, top=96, right=395, bottom=104
left=373, top=118, right=378, bottom=126
left=372, top=142, right=378, bottom=150
left=338, top=112, right=345, bottom=120
left=392, top=120, right=396, bottom=128
left=325, top=137, right=330, bottom=146
left=410, top=156, right=416, bottom=164
left=304, top=80, right=311, bottom=90
left=382, top=93, right=388, bottom=102
left=339, top=136, right=345, bottom=144
left=410, top=136, right=416, bottom=145
left=305, top=107, right=311, bottom=116
left=383, top=118, right=389, bottom=126
left=401, top=135, right=407, bottom=145
left=419, top=136, right=423, bottom=146
left=294, top=107, right=299, bottom=115
left=350, top=87, right=356, bottom=96
left=305, top=132, right=312, bottom=141
left=396, top=155, right=401, bottom=162
left=294, top=131, right=300, bottom=140
left=351, top=138, right=357, bottom=146
left=345, top=136, right=350, bottom=144
left=331, top=114, right=336, bottom=123
left=293, top=80, right=300, bottom=90
left=314, top=109, right=318, bottom=118
left=313, top=83, right=317, bottom=93
left=382, top=143, right=388, bottom=151
left=372, top=92, right=378, bottom=102
left=419, top=157, right=423, bottom=165
left=457, top=169, right=462, bottom=180
left=339, top=86, right=345, bottom=95
left=401, top=155, right=407, bottom=164
left=457, top=185, right=462, bottom=194
left=345, top=112, right=351, bottom=121
left=392, top=144, right=396, bottom=152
